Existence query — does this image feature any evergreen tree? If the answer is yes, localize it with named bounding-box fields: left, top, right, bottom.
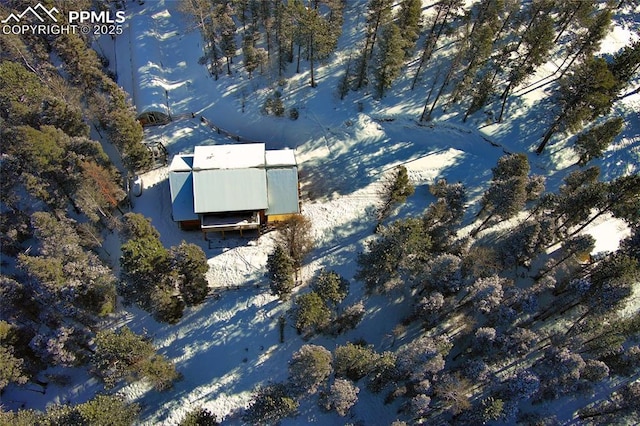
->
left=266, top=245, right=295, bottom=300
left=170, top=241, right=210, bottom=306
left=356, top=218, right=431, bottom=293
left=423, top=179, right=466, bottom=252
left=567, top=253, right=638, bottom=336
left=312, top=270, right=349, bottom=308
left=374, top=23, right=405, bottom=98
left=377, top=165, right=415, bottom=223
left=497, top=14, right=555, bottom=122
left=288, top=344, right=333, bottom=394
left=472, top=154, right=537, bottom=236
left=179, top=407, right=219, bottom=426
left=558, top=9, right=612, bottom=78
left=243, top=32, right=261, bottom=78
left=355, top=0, right=394, bottom=89
left=120, top=234, right=170, bottom=308
left=218, top=4, right=237, bottom=75
left=574, top=117, right=624, bottom=166
left=433, top=373, right=472, bottom=415
left=410, top=0, right=464, bottom=90
left=320, top=378, right=360, bottom=416
left=552, top=0, right=593, bottom=44
left=0, top=345, right=27, bottom=391
left=536, top=56, right=618, bottom=154
left=243, top=383, right=299, bottom=425
left=334, top=342, right=380, bottom=381
left=294, top=292, right=331, bottom=334
left=92, top=326, right=179, bottom=390
left=396, top=0, right=422, bottom=60
left=609, top=39, right=640, bottom=94
left=74, top=394, right=140, bottom=426
left=450, top=0, right=505, bottom=106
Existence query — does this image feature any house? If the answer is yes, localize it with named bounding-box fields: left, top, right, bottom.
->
left=129, top=15, right=171, bottom=126
left=168, top=143, right=300, bottom=238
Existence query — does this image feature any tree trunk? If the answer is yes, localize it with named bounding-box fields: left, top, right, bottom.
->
left=310, top=34, right=316, bottom=87
left=410, top=5, right=445, bottom=90
left=536, top=116, right=562, bottom=154
left=419, top=67, right=442, bottom=121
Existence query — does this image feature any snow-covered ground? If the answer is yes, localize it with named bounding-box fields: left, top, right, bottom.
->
left=6, top=0, right=637, bottom=424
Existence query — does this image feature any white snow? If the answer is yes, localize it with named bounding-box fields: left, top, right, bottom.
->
left=102, top=1, right=640, bottom=423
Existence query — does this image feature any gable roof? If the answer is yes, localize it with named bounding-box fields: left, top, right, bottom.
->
left=266, top=168, right=299, bottom=215
left=193, top=168, right=268, bottom=213
left=169, top=144, right=299, bottom=221
left=168, top=155, right=197, bottom=222
left=193, top=144, right=266, bottom=170
left=265, top=149, right=297, bottom=167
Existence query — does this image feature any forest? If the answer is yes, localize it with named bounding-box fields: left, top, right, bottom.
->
left=1, top=0, right=639, bottom=424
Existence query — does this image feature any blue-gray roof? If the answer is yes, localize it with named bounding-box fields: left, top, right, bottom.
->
left=193, top=168, right=269, bottom=213
left=169, top=171, right=198, bottom=222
left=266, top=168, right=300, bottom=215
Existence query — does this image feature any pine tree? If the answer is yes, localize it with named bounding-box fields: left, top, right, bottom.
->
left=410, top=0, right=464, bottom=90
left=374, top=23, right=405, bottom=98
left=377, top=165, right=415, bottom=223
left=497, top=14, right=555, bottom=122
left=294, top=292, right=331, bottom=334
left=536, top=56, right=618, bottom=154
left=355, top=0, right=394, bottom=89
left=170, top=241, right=210, bottom=306
left=424, top=179, right=466, bottom=252
left=463, top=73, right=493, bottom=122
left=243, top=32, right=261, bottom=78
left=553, top=0, right=593, bottom=44
left=356, top=218, right=431, bottom=293
left=320, top=379, right=360, bottom=416
left=179, top=407, right=219, bottom=426
left=0, top=345, right=27, bottom=391
left=288, top=344, right=333, bottom=394
left=74, top=395, right=140, bottom=426
left=334, top=342, right=380, bottom=381
left=266, top=245, right=295, bottom=300
left=472, top=154, right=536, bottom=236
left=574, top=117, right=624, bottom=166
left=312, top=270, right=349, bottom=308
left=217, top=4, right=237, bottom=75
left=396, top=0, right=422, bottom=60
left=557, top=9, right=611, bottom=78
left=92, top=326, right=179, bottom=390
left=609, top=39, right=640, bottom=95
left=243, top=383, right=299, bottom=425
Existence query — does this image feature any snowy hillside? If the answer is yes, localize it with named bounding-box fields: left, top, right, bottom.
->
left=2, top=0, right=638, bottom=424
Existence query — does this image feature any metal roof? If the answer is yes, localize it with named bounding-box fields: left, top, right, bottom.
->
left=266, top=168, right=299, bottom=215
left=169, top=170, right=198, bottom=222
left=193, top=144, right=266, bottom=170
left=193, top=168, right=269, bottom=213
left=169, top=154, right=193, bottom=172
left=265, top=149, right=297, bottom=167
